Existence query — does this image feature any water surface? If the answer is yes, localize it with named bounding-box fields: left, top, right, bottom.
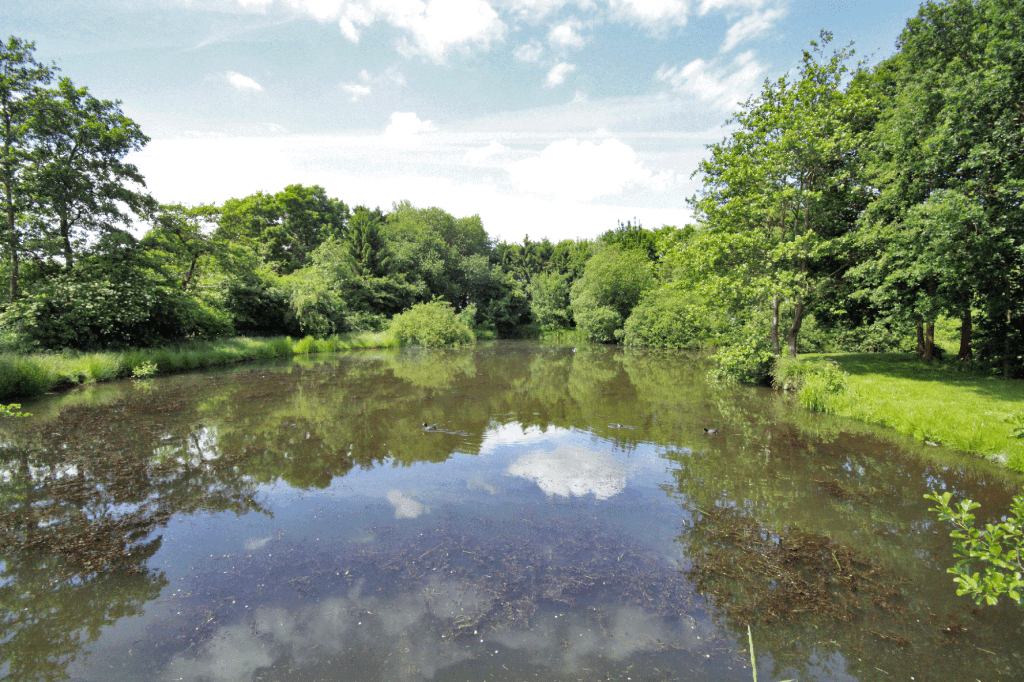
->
left=1, top=342, right=1021, bottom=682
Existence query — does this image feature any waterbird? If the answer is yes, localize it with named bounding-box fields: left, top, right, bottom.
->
left=422, top=422, right=438, bottom=431
left=703, top=428, right=718, bottom=435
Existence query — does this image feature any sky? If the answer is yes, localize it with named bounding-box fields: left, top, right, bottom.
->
left=7, top=0, right=926, bottom=243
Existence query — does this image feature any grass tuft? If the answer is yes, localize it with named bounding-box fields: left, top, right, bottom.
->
left=0, top=332, right=396, bottom=401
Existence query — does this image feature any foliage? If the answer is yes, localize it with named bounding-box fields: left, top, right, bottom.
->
left=709, top=334, right=776, bottom=386
left=690, top=32, right=871, bottom=357
left=30, top=75, right=156, bottom=270
left=569, top=244, right=656, bottom=343
left=0, top=36, right=54, bottom=300
left=528, top=270, right=572, bottom=331
left=131, top=360, right=157, bottom=379
left=599, top=219, right=658, bottom=261
left=925, top=491, right=1024, bottom=606
left=0, top=403, right=29, bottom=417
left=387, top=300, right=476, bottom=347
left=622, top=286, right=727, bottom=349
left=852, top=0, right=1024, bottom=369
left=218, top=184, right=349, bottom=274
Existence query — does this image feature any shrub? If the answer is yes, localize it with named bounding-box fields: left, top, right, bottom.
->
left=387, top=301, right=476, bottom=347
left=622, top=287, right=726, bottom=349
left=572, top=298, right=621, bottom=343
left=709, top=337, right=776, bottom=385
left=132, top=361, right=158, bottom=379
left=569, top=245, right=656, bottom=343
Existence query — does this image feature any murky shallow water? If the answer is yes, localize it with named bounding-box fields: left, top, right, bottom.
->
left=1, top=342, right=1022, bottom=682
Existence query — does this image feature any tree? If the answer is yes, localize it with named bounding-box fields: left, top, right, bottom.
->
left=690, top=32, right=870, bottom=357
left=381, top=201, right=490, bottom=308
left=217, top=185, right=349, bottom=275
left=0, top=37, right=53, bottom=300
left=30, top=76, right=154, bottom=270
left=569, top=244, right=656, bottom=343
left=853, top=0, right=1024, bottom=372
left=141, top=203, right=220, bottom=292
left=346, top=206, right=390, bottom=277
left=599, top=219, right=658, bottom=261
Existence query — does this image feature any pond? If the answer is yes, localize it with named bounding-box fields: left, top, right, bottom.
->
left=1, top=341, right=1021, bottom=682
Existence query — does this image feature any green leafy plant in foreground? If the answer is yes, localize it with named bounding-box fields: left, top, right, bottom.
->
left=0, top=403, right=30, bottom=418
left=131, top=361, right=158, bottom=379
left=925, top=491, right=1024, bottom=606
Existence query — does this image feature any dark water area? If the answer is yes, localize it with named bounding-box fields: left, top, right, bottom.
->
left=1, top=341, right=1021, bottom=682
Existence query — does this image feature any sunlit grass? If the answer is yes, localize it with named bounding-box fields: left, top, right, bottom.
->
left=796, top=353, right=1024, bottom=473
left=0, top=332, right=397, bottom=400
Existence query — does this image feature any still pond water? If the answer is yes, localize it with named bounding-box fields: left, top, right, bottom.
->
left=1, top=341, right=1022, bottom=682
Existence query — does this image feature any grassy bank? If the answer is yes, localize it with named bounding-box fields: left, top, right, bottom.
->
left=0, top=332, right=398, bottom=401
left=775, top=353, right=1024, bottom=473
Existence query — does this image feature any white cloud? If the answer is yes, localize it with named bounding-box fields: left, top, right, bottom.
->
left=383, top=111, right=435, bottom=143
left=548, top=18, right=586, bottom=48
left=508, top=137, right=675, bottom=201
left=720, top=7, right=786, bottom=52
left=341, top=67, right=406, bottom=101
left=225, top=71, right=264, bottom=91
left=608, top=0, right=690, bottom=27
left=463, top=139, right=510, bottom=165
left=513, top=40, right=544, bottom=62
left=545, top=61, right=576, bottom=87
left=256, top=0, right=506, bottom=62
left=342, top=82, right=372, bottom=101
left=656, top=49, right=763, bottom=109
left=697, top=0, right=772, bottom=14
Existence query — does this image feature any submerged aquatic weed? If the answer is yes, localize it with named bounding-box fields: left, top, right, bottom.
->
left=747, top=625, right=794, bottom=682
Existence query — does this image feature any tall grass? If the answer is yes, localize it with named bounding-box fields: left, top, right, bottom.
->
left=0, top=332, right=397, bottom=401
left=778, top=353, right=1024, bottom=473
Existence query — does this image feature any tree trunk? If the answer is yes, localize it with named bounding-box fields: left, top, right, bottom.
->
left=4, top=165, right=18, bottom=300
left=916, top=320, right=926, bottom=357
left=770, top=296, right=781, bottom=356
left=958, top=306, right=972, bottom=361
left=924, top=322, right=935, bottom=361
left=60, top=211, right=74, bottom=269
left=786, top=299, right=804, bottom=357
left=1006, top=284, right=1013, bottom=379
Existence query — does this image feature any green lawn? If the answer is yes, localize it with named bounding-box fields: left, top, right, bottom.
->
left=800, top=352, right=1024, bottom=473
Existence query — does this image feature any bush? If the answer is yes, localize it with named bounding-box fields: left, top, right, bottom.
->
left=387, top=301, right=476, bottom=347
left=771, top=356, right=850, bottom=410
left=622, top=287, right=726, bottom=349
left=709, top=337, right=776, bottom=385
left=572, top=298, right=621, bottom=343
left=569, top=245, right=656, bottom=343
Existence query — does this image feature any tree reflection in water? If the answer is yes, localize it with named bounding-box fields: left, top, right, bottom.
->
left=0, top=342, right=1020, bottom=682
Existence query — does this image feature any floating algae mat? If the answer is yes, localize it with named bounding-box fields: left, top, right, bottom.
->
left=1, top=342, right=1022, bottom=681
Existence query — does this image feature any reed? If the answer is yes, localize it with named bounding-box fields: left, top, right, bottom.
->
left=0, top=332, right=395, bottom=400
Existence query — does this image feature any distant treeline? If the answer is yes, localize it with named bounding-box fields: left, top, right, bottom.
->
left=1, top=0, right=1021, bottom=379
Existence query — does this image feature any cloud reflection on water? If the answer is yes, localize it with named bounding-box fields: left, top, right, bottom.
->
left=386, top=490, right=431, bottom=519
left=159, top=579, right=708, bottom=682
left=507, top=445, right=626, bottom=500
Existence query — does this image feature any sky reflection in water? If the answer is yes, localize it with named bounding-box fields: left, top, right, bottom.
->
left=1, top=342, right=1022, bottom=682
